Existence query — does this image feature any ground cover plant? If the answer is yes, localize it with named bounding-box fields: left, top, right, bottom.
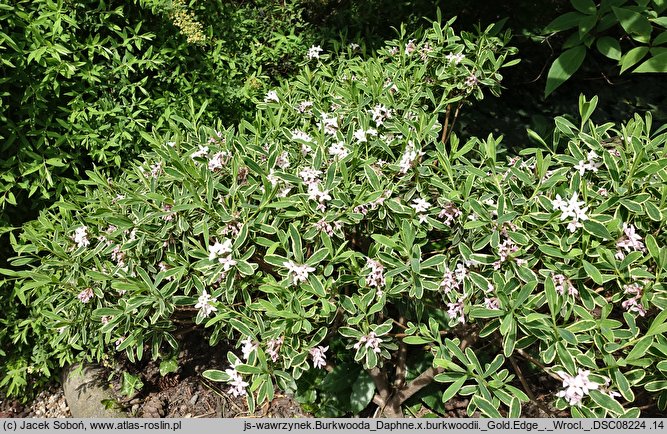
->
left=3, top=10, right=667, bottom=418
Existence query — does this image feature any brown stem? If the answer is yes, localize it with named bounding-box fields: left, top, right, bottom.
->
left=441, top=104, right=452, bottom=143
left=515, top=348, right=561, bottom=382
left=442, top=101, right=463, bottom=145
left=508, top=355, right=555, bottom=417
left=394, top=316, right=408, bottom=389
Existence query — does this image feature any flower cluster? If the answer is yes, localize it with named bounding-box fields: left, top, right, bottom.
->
left=551, top=192, right=589, bottom=232
left=283, top=260, right=316, bottom=285
left=72, top=226, right=90, bottom=248
left=438, top=202, right=462, bottom=226
left=622, top=282, right=646, bottom=316
left=195, top=289, right=218, bottom=317
left=365, top=258, right=386, bottom=294
left=299, top=167, right=331, bottom=211
left=573, top=150, right=601, bottom=176
left=314, top=218, right=342, bottom=237
left=264, top=90, right=279, bottom=103
left=225, top=360, right=249, bottom=397
left=353, top=332, right=382, bottom=353
left=369, top=104, right=392, bottom=126
left=328, top=141, right=350, bottom=159
left=353, top=128, right=378, bottom=143
left=309, top=346, right=328, bottom=369
left=493, top=238, right=519, bottom=270
left=208, top=239, right=237, bottom=272
left=77, top=287, right=94, bottom=303
left=615, top=223, right=645, bottom=260
left=241, top=337, right=258, bottom=361
left=266, top=337, right=284, bottom=362
left=556, top=369, right=599, bottom=406
left=439, top=263, right=467, bottom=293
left=307, top=45, right=323, bottom=60
left=447, top=298, right=465, bottom=324
left=553, top=273, right=577, bottom=297
left=398, top=141, right=423, bottom=174
left=411, top=197, right=431, bottom=223
left=445, top=52, right=465, bottom=64
left=354, top=190, right=392, bottom=216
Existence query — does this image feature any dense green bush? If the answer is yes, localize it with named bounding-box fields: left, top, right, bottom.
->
left=1, top=17, right=520, bottom=407
left=543, top=0, right=667, bottom=96
left=0, top=0, right=315, bottom=228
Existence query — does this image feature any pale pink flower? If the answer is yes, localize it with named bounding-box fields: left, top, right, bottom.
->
left=447, top=298, right=465, bottom=324
left=266, top=337, right=284, bottom=362
left=309, top=346, right=328, bottom=369
left=77, top=287, right=94, bottom=303
left=354, top=332, right=382, bottom=353
left=366, top=258, right=386, bottom=288
left=556, top=369, right=599, bottom=406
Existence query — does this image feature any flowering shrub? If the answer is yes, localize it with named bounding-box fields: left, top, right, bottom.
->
left=4, top=17, right=667, bottom=418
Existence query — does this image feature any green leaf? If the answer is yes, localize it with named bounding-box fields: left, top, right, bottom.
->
left=441, top=375, right=467, bottom=403
left=634, top=52, right=667, bottom=73
left=472, top=395, right=503, bottom=417
left=620, top=46, right=650, bottom=73
left=583, top=220, right=613, bottom=240
left=612, top=7, right=653, bottom=43
left=545, top=12, right=586, bottom=32
left=159, top=359, right=179, bottom=376
left=120, top=372, right=143, bottom=397
left=596, top=36, right=622, bottom=60
left=582, top=259, right=603, bottom=285
left=202, top=369, right=228, bottom=382
left=571, top=0, right=596, bottom=14
left=545, top=46, right=587, bottom=97
left=350, top=370, right=375, bottom=414
left=589, top=389, right=625, bottom=415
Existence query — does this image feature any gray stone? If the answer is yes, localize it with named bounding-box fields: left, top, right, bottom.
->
left=62, top=364, right=126, bottom=418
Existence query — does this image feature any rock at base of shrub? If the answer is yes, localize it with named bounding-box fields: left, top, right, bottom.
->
left=62, top=364, right=126, bottom=418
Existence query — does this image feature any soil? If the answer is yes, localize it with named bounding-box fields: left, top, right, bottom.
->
left=0, top=330, right=308, bottom=419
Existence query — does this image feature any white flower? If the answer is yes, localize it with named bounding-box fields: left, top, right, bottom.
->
left=319, top=114, right=339, bottom=135
left=264, top=90, right=279, bottom=103
left=354, top=128, right=368, bottom=143
left=241, top=337, right=258, bottom=361
left=617, top=223, right=645, bottom=252
left=349, top=43, right=360, bottom=51
left=556, top=369, right=599, bottom=406
left=366, top=258, right=386, bottom=288
left=283, top=260, right=316, bottom=285
left=307, top=45, right=323, bottom=59
left=445, top=52, right=465, bottom=64
left=411, top=198, right=431, bottom=214
left=209, top=239, right=233, bottom=260
left=296, top=101, right=313, bottom=113
left=328, top=141, right=350, bottom=159
left=369, top=104, right=392, bottom=126
left=398, top=141, right=423, bottom=174
left=309, top=346, right=328, bottom=369
left=299, top=167, right=322, bottom=184
left=73, top=226, right=90, bottom=248
left=208, top=151, right=231, bottom=171
left=292, top=130, right=313, bottom=143
left=219, top=255, right=237, bottom=271
left=195, top=289, right=218, bottom=317
left=225, top=361, right=249, bottom=397
left=191, top=145, right=209, bottom=159
left=405, top=39, right=417, bottom=55
left=276, top=151, right=290, bottom=169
